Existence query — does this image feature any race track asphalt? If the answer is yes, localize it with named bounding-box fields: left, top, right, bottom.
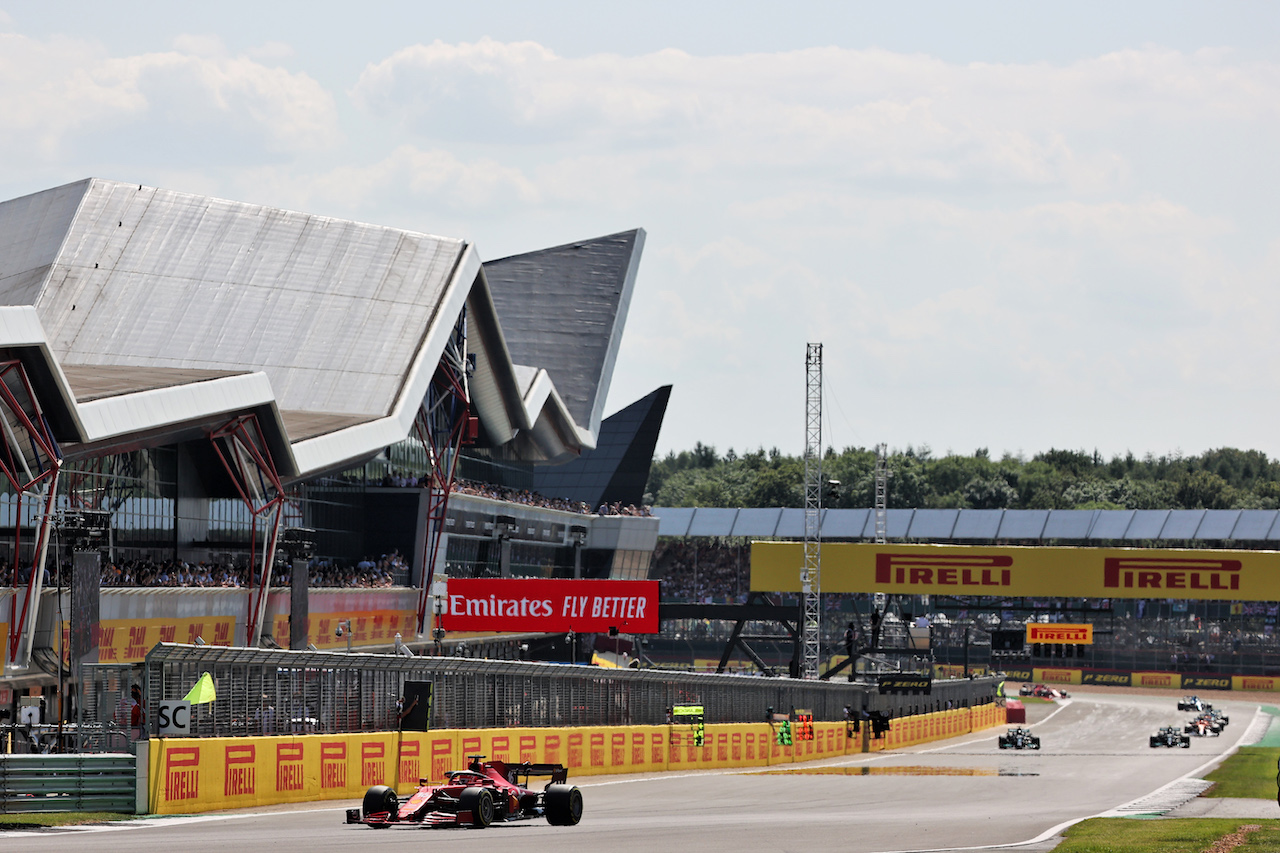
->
left=5, top=688, right=1275, bottom=853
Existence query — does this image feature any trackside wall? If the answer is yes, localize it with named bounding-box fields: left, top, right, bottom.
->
left=145, top=704, right=1003, bottom=814
left=1004, top=665, right=1280, bottom=693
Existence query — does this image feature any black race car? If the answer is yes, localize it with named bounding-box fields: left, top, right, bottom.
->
left=1151, top=725, right=1191, bottom=748
left=998, top=727, right=1041, bottom=750
left=346, top=756, right=583, bottom=829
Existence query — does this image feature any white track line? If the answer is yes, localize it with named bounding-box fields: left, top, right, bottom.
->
left=882, top=703, right=1269, bottom=853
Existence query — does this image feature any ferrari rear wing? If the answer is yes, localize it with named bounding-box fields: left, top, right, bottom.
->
left=468, top=755, right=570, bottom=785
left=511, top=762, right=568, bottom=784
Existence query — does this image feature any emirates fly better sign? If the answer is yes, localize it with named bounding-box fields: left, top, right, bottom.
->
left=440, top=578, right=660, bottom=633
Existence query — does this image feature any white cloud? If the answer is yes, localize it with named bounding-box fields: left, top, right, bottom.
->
left=351, top=40, right=1280, bottom=195
left=0, top=32, right=339, bottom=163
left=113, top=49, right=339, bottom=152
left=240, top=145, right=540, bottom=223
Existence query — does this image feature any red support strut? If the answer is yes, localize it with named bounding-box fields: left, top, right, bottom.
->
left=209, top=414, right=285, bottom=647
left=0, top=359, right=63, bottom=667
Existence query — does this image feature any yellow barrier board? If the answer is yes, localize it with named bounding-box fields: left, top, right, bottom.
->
left=934, top=664, right=990, bottom=678
left=1232, top=675, right=1280, bottom=692
left=1033, top=667, right=1082, bottom=686
left=270, top=610, right=417, bottom=651
left=148, top=731, right=455, bottom=813
left=751, top=541, right=1280, bottom=601
left=1131, top=671, right=1181, bottom=689
left=61, top=616, right=237, bottom=664
left=148, top=706, right=1004, bottom=813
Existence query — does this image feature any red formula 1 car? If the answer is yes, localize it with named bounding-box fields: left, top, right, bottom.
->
left=346, top=756, right=583, bottom=829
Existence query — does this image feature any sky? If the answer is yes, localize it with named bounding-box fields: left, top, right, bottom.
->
left=3, top=1, right=1280, bottom=462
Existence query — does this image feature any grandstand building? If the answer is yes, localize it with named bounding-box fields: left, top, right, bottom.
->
left=0, top=179, right=661, bottom=702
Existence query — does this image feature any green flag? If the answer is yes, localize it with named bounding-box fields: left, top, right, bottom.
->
left=184, top=672, right=217, bottom=704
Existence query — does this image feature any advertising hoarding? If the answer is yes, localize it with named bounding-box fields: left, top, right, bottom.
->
left=440, top=578, right=659, bottom=633
left=751, top=542, right=1279, bottom=601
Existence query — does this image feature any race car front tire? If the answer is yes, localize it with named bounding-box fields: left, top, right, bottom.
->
left=362, top=785, right=399, bottom=822
left=545, top=783, right=584, bottom=826
left=459, top=787, right=494, bottom=828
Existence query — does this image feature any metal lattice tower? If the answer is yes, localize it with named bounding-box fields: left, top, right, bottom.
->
left=801, top=343, right=823, bottom=679
left=874, top=442, right=888, bottom=544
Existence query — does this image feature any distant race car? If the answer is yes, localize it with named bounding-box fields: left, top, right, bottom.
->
left=998, top=727, right=1041, bottom=750
left=1019, top=684, right=1069, bottom=700
left=1177, top=696, right=1205, bottom=712
left=1185, top=710, right=1229, bottom=737
left=1150, top=726, right=1191, bottom=748
left=346, top=756, right=583, bottom=829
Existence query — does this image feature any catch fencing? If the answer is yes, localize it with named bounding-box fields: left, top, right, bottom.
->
left=140, top=643, right=998, bottom=738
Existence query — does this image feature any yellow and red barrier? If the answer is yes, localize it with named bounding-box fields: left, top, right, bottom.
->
left=865, top=705, right=997, bottom=752
left=146, top=703, right=1003, bottom=814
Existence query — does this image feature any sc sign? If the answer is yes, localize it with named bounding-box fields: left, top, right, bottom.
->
left=158, top=700, right=192, bottom=736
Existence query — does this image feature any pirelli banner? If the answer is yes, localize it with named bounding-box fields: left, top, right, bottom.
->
left=750, top=542, right=1280, bottom=601
left=1027, top=623, right=1093, bottom=645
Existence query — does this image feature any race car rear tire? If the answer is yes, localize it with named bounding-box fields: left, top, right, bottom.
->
left=545, top=783, right=584, bottom=826
left=459, top=786, right=494, bottom=828
left=362, top=785, right=399, bottom=821
left=998, top=739, right=1008, bottom=749
left=1181, top=738, right=1190, bottom=748
left=1030, top=739, right=1040, bottom=750
left=1149, top=737, right=1158, bottom=748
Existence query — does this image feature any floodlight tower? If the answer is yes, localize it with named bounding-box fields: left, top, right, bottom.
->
left=874, top=443, right=888, bottom=545
left=801, top=343, right=823, bottom=679
left=871, top=442, right=889, bottom=654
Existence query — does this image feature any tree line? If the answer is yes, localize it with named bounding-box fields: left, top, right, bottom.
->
left=646, top=444, right=1280, bottom=511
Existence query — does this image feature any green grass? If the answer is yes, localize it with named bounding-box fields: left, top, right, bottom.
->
left=1057, top=818, right=1280, bottom=852
left=1204, top=747, right=1280, bottom=799
left=0, top=812, right=143, bottom=829
left=1249, top=708, right=1280, bottom=747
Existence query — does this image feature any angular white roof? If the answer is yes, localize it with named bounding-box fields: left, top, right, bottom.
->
left=0, top=179, right=644, bottom=480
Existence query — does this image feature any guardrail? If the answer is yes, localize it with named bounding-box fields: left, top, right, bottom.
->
left=0, top=754, right=137, bottom=814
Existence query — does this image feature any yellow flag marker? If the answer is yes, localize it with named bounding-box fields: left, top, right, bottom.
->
left=184, top=672, right=217, bottom=704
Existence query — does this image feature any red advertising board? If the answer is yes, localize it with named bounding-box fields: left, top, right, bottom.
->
left=441, top=578, right=659, bottom=633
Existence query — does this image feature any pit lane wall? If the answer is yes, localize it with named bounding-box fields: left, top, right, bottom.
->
left=145, top=703, right=1003, bottom=814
